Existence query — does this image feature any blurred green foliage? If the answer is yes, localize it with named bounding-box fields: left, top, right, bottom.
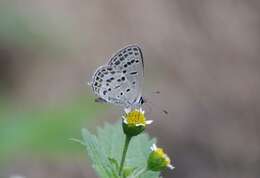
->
left=0, top=6, right=49, bottom=49
left=0, top=3, right=98, bottom=165
left=0, top=95, right=106, bottom=164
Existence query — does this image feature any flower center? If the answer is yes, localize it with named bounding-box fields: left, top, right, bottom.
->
left=126, top=110, right=146, bottom=125
left=155, top=148, right=171, bottom=165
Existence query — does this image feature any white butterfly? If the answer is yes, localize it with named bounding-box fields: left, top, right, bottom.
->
left=89, top=44, right=144, bottom=109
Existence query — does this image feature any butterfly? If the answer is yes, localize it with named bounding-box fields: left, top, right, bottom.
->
left=89, top=44, right=144, bottom=109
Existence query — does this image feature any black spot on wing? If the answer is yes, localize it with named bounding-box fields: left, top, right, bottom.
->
left=95, top=97, right=107, bottom=103
left=130, top=71, right=138, bottom=75
left=115, top=60, right=120, bottom=65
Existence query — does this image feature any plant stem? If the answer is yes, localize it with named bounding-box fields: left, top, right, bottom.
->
left=119, top=135, right=132, bottom=176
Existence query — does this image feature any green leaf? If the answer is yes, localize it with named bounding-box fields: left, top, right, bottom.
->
left=123, top=167, right=137, bottom=178
left=81, top=121, right=160, bottom=178
left=108, top=157, right=120, bottom=171
left=82, top=129, right=119, bottom=178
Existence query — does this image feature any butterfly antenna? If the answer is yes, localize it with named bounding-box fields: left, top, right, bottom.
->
left=153, top=90, right=161, bottom=94
left=144, top=90, right=169, bottom=117
left=143, top=101, right=153, bottom=116
left=151, top=100, right=169, bottom=117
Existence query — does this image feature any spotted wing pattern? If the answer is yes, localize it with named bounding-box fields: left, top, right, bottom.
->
left=90, top=45, right=144, bottom=108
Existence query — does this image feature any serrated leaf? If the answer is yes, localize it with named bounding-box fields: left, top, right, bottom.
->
left=81, top=129, right=119, bottom=178
left=82, top=121, right=160, bottom=178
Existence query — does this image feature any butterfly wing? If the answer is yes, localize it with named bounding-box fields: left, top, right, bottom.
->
left=108, top=45, right=144, bottom=106
left=90, top=45, right=144, bottom=108
left=90, top=65, right=128, bottom=106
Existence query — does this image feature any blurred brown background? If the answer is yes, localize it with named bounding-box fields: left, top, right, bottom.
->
left=0, top=0, right=259, bottom=178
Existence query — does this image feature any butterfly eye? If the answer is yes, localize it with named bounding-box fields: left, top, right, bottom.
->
left=140, top=97, right=144, bottom=105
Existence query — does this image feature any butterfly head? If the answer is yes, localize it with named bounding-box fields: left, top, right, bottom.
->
left=126, top=96, right=145, bottom=110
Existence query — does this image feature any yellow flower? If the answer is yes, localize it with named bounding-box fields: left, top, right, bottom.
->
left=147, top=144, right=174, bottom=171
left=122, top=108, right=153, bottom=137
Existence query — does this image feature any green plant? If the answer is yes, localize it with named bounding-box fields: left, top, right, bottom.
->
left=79, top=108, right=174, bottom=178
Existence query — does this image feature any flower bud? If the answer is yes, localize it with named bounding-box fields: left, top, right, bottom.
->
left=147, top=144, right=174, bottom=171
